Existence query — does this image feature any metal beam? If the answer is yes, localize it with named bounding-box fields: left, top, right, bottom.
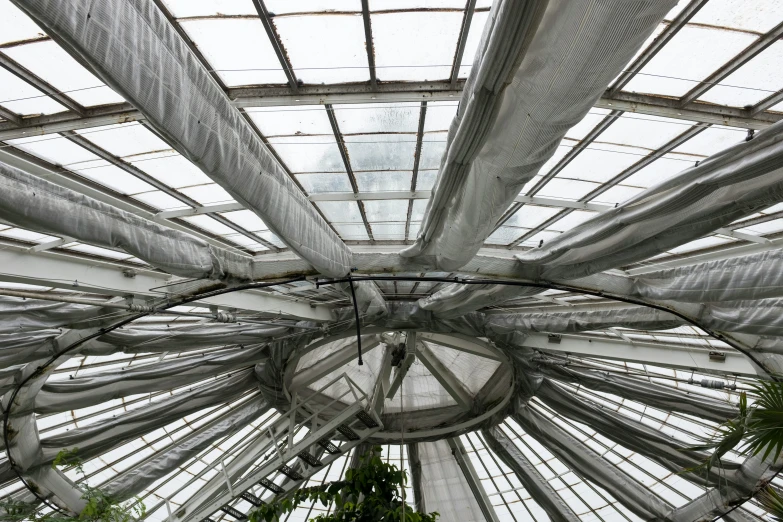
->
left=326, top=103, right=374, bottom=240
left=289, top=337, right=381, bottom=392
left=0, top=104, right=22, bottom=126
left=0, top=51, right=85, bottom=115
left=597, top=91, right=782, bottom=130
left=679, top=20, right=783, bottom=107
left=609, top=0, right=709, bottom=94
left=522, top=332, right=759, bottom=376
left=360, top=0, right=377, bottom=87
left=407, top=101, right=427, bottom=240
left=417, top=332, right=500, bottom=361
left=447, top=437, right=501, bottom=522
left=0, top=245, right=332, bottom=321
left=450, top=0, right=477, bottom=85
left=387, top=332, right=417, bottom=399
left=252, top=0, right=299, bottom=92
left=752, top=88, right=783, bottom=115
left=370, top=344, right=394, bottom=415
left=4, top=83, right=782, bottom=142
left=28, top=236, right=75, bottom=252
left=417, top=342, right=473, bottom=410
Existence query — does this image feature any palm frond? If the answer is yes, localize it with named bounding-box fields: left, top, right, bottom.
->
left=757, top=486, right=783, bottom=521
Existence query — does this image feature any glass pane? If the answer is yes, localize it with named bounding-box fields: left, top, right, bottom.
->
left=181, top=215, right=238, bottom=235
left=416, top=170, right=438, bottom=190
left=7, top=135, right=98, bottom=165
left=672, top=126, right=745, bottom=157
left=334, top=103, right=420, bottom=133
left=3, top=41, right=125, bottom=106
left=275, top=15, right=369, bottom=83
left=505, top=205, right=562, bottom=229
left=690, top=0, right=783, bottom=33
left=316, top=201, right=363, bottom=223
left=356, top=171, right=412, bottom=192
left=698, top=41, right=783, bottom=107
left=131, top=154, right=213, bottom=189
left=566, top=108, right=612, bottom=141
left=76, top=123, right=171, bottom=158
left=0, top=67, right=66, bottom=115
left=344, top=134, right=417, bottom=171
left=161, top=0, right=256, bottom=17
left=362, top=199, right=408, bottom=222
left=597, top=114, right=689, bottom=149
left=371, top=0, right=465, bottom=8
left=72, top=163, right=156, bottom=195
left=621, top=152, right=694, bottom=189
left=266, top=0, right=360, bottom=14
left=424, top=101, right=458, bottom=132
left=555, top=143, right=651, bottom=183
left=0, top=1, right=45, bottom=45
left=220, top=209, right=269, bottom=232
left=179, top=19, right=287, bottom=86
left=457, top=10, right=489, bottom=79
left=295, top=172, right=353, bottom=193
left=132, top=190, right=188, bottom=210
left=622, top=26, right=757, bottom=97
left=333, top=223, right=369, bottom=240
left=266, top=135, right=345, bottom=172
left=418, top=138, right=446, bottom=170
left=179, top=183, right=235, bottom=205
left=371, top=11, right=462, bottom=81
left=370, top=223, right=406, bottom=240
left=247, top=105, right=332, bottom=136
left=592, top=184, right=644, bottom=206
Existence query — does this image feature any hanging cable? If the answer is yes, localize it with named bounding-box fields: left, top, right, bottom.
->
left=346, top=276, right=363, bottom=366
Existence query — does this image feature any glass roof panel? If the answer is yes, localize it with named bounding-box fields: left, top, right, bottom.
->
left=178, top=19, right=287, bottom=86
left=160, top=0, right=256, bottom=17
left=0, top=0, right=45, bottom=45
left=266, top=0, right=361, bottom=14
left=334, top=103, right=420, bottom=133
left=621, top=153, right=695, bottom=189
left=295, top=172, right=353, bottom=193
left=363, top=199, right=408, bottom=222
left=247, top=106, right=333, bottom=136
left=132, top=190, right=189, bottom=210
left=458, top=10, right=489, bottom=79
left=3, top=41, right=125, bottom=106
left=274, top=15, right=369, bottom=84
left=505, top=205, right=562, bottom=229
left=266, top=135, right=346, bottom=172
left=0, top=67, right=66, bottom=115
left=356, top=171, right=412, bottom=192
left=698, top=41, right=783, bottom=107
left=343, top=134, right=417, bottom=170
left=316, top=201, right=364, bottom=223
left=672, top=126, right=744, bottom=156
left=75, top=123, right=171, bottom=158
left=7, top=135, right=99, bottom=165
left=71, top=163, right=157, bottom=195
left=418, top=138, right=447, bottom=170
left=554, top=143, right=651, bottom=184
left=591, top=184, right=644, bottom=205
left=179, top=183, right=235, bottom=205
left=424, top=101, right=458, bottom=132
left=371, top=0, right=465, bottom=8
left=690, top=0, right=783, bottom=32
left=333, top=223, right=370, bottom=240
left=416, top=170, right=438, bottom=190
left=597, top=114, right=690, bottom=149
left=371, top=11, right=462, bottom=81
left=371, top=222, right=406, bottom=240
left=622, top=25, right=757, bottom=97
left=130, top=154, right=213, bottom=189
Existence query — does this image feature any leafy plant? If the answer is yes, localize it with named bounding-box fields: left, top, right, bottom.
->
left=757, top=486, right=783, bottom=521
left=248, top=446, right=438, bottom=522
left=0, top=448, right=145, bottom=522
left=688, top=381, right=783, bottom=476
